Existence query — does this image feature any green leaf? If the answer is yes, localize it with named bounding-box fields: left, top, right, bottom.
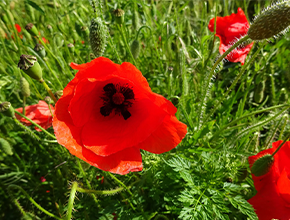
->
left=25, top=0, right=45, bottom=14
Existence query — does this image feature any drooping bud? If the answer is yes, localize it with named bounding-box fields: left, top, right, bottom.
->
left=34, top=43, right=46, bottom=58
left=113, top=9, right=125, bottom=25
left=18, top=55, right=43, bottom=82
left=20, top=77, right=30, bottom=97
left=251, top=154, right=274, bottom=177
left=248, top=1, right=290, bottom=40
left=0, top=138, right=13, bottom=155
left=67, top=43, right=75, bottom=53
left=130, top=39, right=141, bottom=59
left=0, top=102, right=15, bottom=118
left=89, top=17, right=107, bottom=57
left=54, top=90, right=63, bottom=100
left=25, top=23, right=38, bottom=37
left=254, top=80, right=266, bottom=103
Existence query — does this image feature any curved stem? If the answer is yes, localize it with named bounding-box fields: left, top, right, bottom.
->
left=66, top=182, right=78, bottom=220
left=8, top=185, right=62, bottom=220
left=76, top=186, right=124, bottom=195
left=41, top=80, right=57, bottom=103
left=14, top=111, right=56, bottom=140
left=204, top=41, right=267, bottom=123
left=13, top=118, right=41, bottom=141
left=23, top=96, right=26, bottom=116
left=272, top=133, right=290, bottom=157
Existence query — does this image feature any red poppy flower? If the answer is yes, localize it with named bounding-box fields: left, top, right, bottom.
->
left=52, top=57, right=187, bottom=175
left=15, top=101, right=54, bottom=131
left=248, top=140, right=290, bottom=220
left=15, top=24, right=21, bottom=33
left=208, top=8, right=254, bottom=65
left=40, top=176, right=46, bottom=182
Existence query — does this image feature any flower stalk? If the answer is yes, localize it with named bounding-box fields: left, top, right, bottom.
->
left=66, top=182, right=78, bottom=220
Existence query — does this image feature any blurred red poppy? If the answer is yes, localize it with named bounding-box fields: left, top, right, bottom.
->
left=248, top=140, right=290, bottom=220
left=15, top=24, right=21, bottom=33
left=15, top=101, right=54, bottom=131
left=53, top=57, right=187, bottom=175
left=40, top=176, right=46, bottom=182
left=208, top=8, right=254, bottom=65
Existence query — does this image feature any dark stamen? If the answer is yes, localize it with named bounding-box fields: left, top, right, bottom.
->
left=100, top=83, right=134, bottom=120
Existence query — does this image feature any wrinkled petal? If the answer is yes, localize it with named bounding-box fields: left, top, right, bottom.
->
left=208, top=8, right=253, bottom=65
left=137, top=115, right=187, bottom=154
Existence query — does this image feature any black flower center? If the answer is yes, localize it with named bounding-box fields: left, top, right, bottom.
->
left=100, top=83, right=135, bottom=120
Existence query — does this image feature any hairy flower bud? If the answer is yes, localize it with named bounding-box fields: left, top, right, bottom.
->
left=25, top=23, right=38, bottom=37
left=248, top=1, right=290, bottom=40
left=0, top=138, right=13, bottom=155
left=0, top=102, right=15, bottom=118
left=130, top=39, right=141, bottom=59
left=20, top=77, right=30, bottom=97
left=89, top=18, right=107, bottom=57
left=18, top=55, right=43, bottom=81
left=251, top=154, right=274, bottom=176
left=113, top=9, right=125, bottom=25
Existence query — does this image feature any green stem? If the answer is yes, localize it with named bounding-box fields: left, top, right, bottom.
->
left=14, top=111, right=56, bottom=139
left=77, top=159, right=100, bottom=207
left=23, top=96, right=26, bottom=116
left=204, top=41, right=266, bottom=123
left=8, top=185, right=62, bottom=220
left=117, top=25, right=137, bottom=66
left=107, top=172, right=133, bottom=197
left=13, top=118, right=41, bottom=141
left=76, top=186, right=124, bottom=195
left=272, top=133, right=290, bottom=157
left=41, top=80, right=57, bottom=103
left=66, top=182, right=78, bottom=220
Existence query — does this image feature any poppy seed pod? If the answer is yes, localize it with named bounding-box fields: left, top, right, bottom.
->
left=0, top=138, right=13, bottom=155
left=248, top=1, right=290, bottom=40
left=25, top=23, right=38, bottom=37
left=34, top=43, right=46, bottom=58
left=130, top=39, right=141, bottom=59
left=0, top=102, right=15, bottom=118
left=18, top=55, right=43, bottom=82
left=89, top=18, right=107, bottom=57
left=54, top=90, right=63, bottom=100
left=44, top=96, right=52, bottom=104
left=20, top=77, right=30, bottom=97
left=113, top=9, right=125, bottom=25
left=251, top=154, right=274, bottom=177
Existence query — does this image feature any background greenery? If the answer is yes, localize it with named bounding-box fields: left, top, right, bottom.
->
left=1, top=0, right=290, bottom=219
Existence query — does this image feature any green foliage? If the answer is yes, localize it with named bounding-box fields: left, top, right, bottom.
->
left=0, top=0, right=290, bottom=219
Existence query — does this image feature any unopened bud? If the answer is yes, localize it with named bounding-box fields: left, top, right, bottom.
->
left=251, top=154, right=274, bottom=177
left=248, top=1, right=290, bottom=40
left=34, top=43, right=46, bottom=58
left=0, top=102, right=15, bottom=118
left=54, top=90, right=63, bottom=100
left=0, top=138, right=13, bottom=155
left=130, top=39, right=140, bottom=59
left=67, top=43, right=75, bottom=53
left=20, top=77, right=30, bottom=97
left=89, top=18, right=107, bottom=57
left=25, top=23, right=38, bottom=37
left=18, top=55, right=43, bottom=82
left=44, top=96, right=52, bottom=104
left=254, top=80, right=266, bottom=103
left=113, top=9, right=125, bottom=25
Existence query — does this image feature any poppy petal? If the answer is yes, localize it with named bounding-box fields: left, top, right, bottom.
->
left=136, top=115, right=187, bottom=154
left=277, top=169, right=290, bottom=204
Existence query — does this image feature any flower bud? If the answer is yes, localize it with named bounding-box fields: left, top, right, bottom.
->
left=0, top=138, right=13, bottom=155
left=18, top=55, right=43, bottom=82
left=89, top=17, right=107, bottom=57
left=132, top=8, right=140, bottom=30
left=34, top=43, right=46, bottom=58
left=251, top=154, right=274, bottom=177
left=67, top=43, right=75, bottom=53
left=20, top=77, right=30, bottom=97
left=25, top=23, right=38, bottom=37
left=44, top=96, right=52, bottom=104
left=248, top=1, right=290, bottom=40
left=54, top=90, right=63, bottom=100
left=130, top=39, right=141, bottom=59
left=254, top=80, right=266, bottom=103
left=0, top=102, right=15, bottom=118
left=113, top=9, right=125, bottom=25
left=279, top=88, right=288, bottom=102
